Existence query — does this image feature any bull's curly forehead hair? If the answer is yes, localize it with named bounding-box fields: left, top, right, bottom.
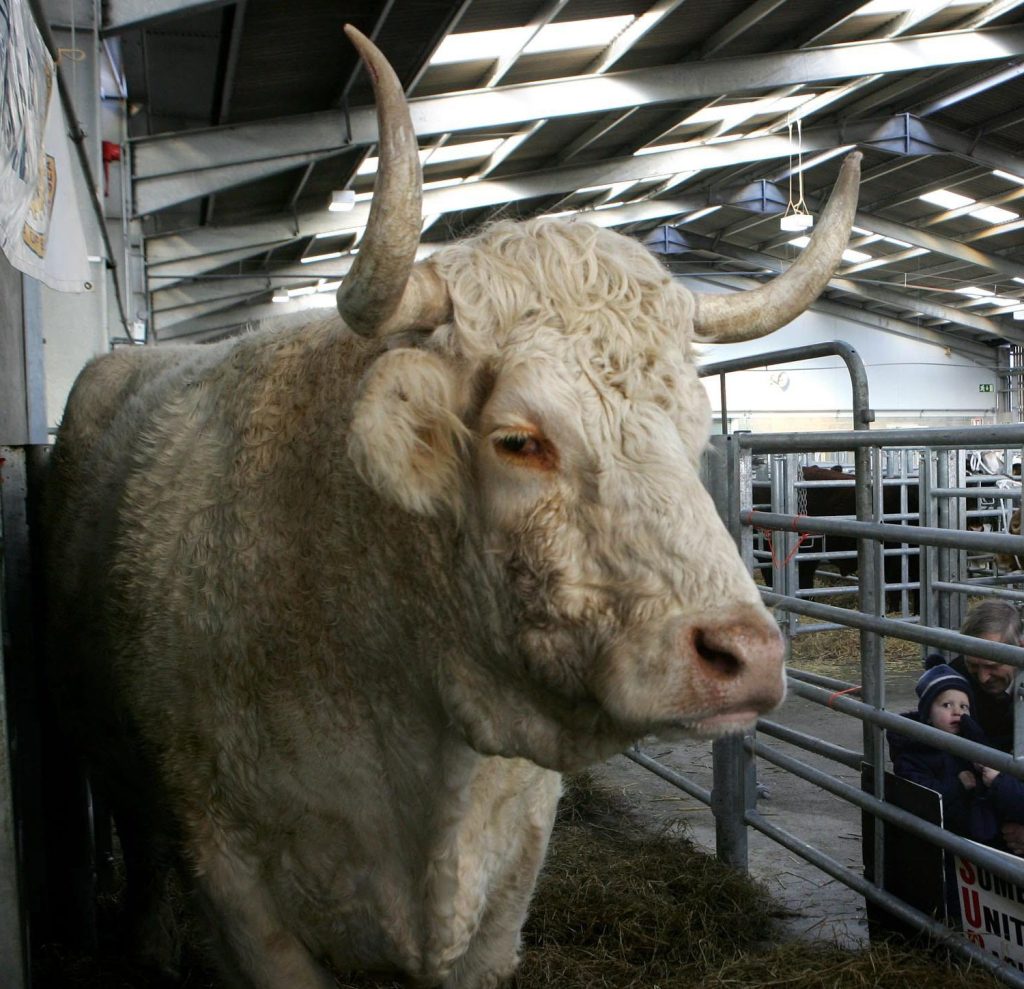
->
left=429, top=218, right=697, bottom=381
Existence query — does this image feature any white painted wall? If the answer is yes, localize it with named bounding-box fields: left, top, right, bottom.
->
left=690, top=284, right=1000, bottom=431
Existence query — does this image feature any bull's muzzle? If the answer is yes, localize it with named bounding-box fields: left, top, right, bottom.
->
left=681, top=606, right=786, bottom=733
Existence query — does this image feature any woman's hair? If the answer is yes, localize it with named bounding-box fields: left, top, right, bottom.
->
left=960, top=599, right=1024, bottom=647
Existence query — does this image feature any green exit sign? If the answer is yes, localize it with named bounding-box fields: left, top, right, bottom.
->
left=980, top=383, right=993, bottom=393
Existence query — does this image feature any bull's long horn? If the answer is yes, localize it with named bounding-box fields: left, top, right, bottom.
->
left=337, top=25, right=451, bottom=336
left=692, top=151, right=862, bottom=344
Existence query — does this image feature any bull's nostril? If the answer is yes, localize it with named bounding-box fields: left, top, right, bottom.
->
left=693, top=629, right=743, bottom=680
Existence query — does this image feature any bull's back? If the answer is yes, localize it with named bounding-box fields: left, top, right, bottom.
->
left=45, top=321, right=387, bottom=753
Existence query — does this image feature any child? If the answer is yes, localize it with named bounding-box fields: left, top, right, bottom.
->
left=888, top=661, right=999, bottom=843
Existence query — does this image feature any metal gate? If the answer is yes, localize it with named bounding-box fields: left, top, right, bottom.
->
left=627, top=342, right=1024, bottom=986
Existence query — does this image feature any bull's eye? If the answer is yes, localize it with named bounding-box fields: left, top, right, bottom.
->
left=498, top=433, right=537, bottom=455
left=493, top=431, right=558, bottom=470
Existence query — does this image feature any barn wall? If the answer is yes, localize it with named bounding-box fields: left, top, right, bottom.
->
left=695, top=295, right=999, bottom=432
left=35, top=26, right=124, bottom=433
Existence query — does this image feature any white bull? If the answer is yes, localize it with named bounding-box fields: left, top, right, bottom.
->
left=45, top=25, right=860, bottom=989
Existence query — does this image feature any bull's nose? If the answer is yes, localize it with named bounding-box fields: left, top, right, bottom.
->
left=684, top=607, right=786, bottom=716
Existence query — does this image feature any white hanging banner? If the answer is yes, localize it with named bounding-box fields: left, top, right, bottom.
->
left=0, top=0, right=91, bottom=292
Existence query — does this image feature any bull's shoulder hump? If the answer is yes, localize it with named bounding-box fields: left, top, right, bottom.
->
left=59, top=344, right=210, bottom=452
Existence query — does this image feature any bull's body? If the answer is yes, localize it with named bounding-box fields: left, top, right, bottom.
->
left=44, top=26, right=860, bottom=989
left=49, top=326, right=564, bottom=987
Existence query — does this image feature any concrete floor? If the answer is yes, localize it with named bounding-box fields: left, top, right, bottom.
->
left=591, top=660, right=922, bottom=949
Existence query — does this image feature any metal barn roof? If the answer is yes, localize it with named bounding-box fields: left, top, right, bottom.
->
left=86, top=0, right=1024, bottom=352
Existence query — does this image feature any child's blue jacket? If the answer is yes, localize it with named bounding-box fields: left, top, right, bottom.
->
left=887, top=712, right=1001, bottom=844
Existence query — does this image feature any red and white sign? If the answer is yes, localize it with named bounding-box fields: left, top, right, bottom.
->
left=956, top=853, right=1024, bottom=972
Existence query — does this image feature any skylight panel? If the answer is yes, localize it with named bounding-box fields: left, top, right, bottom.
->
left=431, top=27, right=530, bottom=65
left=683, top=206, right=721, bottom=223
left=788, top=236, right=871, bottom=265
left=634, top=142, right=688, bottom=158
left=523, top=16, right=634, bottom=54
left=919, top=189, right=974, bottom=210
left=953, top=287, right=1019, bottom=306
left=839, top=249, right=929, bottom=272
left=425, top=140, right=505, bottom=167
left=430, top=16, right=634, bottom=66
left=576, top=181, right=636, bottom=202
left=842, top=248, right=873, bottom=264
left=970, top=205, right=1019, bottom=224
left=356, top=140, right=505, bottom=177
left=856, top=0, right=972, bottom=13
left=919, top=189, right=1019, bottom=225
left=994, top=170, right=1024, bottom=186
left=681, top=94, right=813, bottom=128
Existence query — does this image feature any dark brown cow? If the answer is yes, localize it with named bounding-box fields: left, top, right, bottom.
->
left=753, top=464, right=920, bottom=612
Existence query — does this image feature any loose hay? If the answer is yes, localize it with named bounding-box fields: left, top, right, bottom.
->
left=509, top=774, right=1005, bottom=989
left=35, top=772, right=1006, bottom=989
left=788, top=612, right=923, bottom=683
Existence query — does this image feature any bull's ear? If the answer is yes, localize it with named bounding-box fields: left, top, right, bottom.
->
left=348, top=348, right=469, bottom=517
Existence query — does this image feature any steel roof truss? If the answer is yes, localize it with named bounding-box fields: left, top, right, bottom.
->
left=131, top=25, right=1024, bottom=216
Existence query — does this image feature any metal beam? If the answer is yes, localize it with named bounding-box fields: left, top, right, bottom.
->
left=678, top=229, right=1016, bottom=340
left=103, top=0, right=233, bottom=34
left=131, top=25, right=1024, bottom=215
left=154, top=280, right=270, bottom=311
left=158, top=253, right=1013, bottom=355
left=693, top=0, right=788, bottom=58
left=143, top=116, right=918, bottom=275
left=906, top=115, right=1024, bottom=177
left=159, top=294, right=336, bottom=342
left=843, top=211, right=1024, bottom=281
left=143, top=119, right=1024, bottom=292
left=688, top=272, right=997, bottom=361
left=151, top=214, right=1022, bottom=351
left=155, top=290, right=269, bottom=330
left=148, top=243, right=439, bottom=292
left=829, top=276, right=1021, bottom=341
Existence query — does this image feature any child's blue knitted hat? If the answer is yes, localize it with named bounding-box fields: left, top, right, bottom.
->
left=916, top=657, right=974, bottom=723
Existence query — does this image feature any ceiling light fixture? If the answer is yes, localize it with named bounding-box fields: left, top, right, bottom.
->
left=780, top=117, right=813, bottom=232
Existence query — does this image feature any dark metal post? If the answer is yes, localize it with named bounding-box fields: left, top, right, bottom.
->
left=709, top=432, right=755, bottom=869
left=712, top=734, right=751, bottom=869
left=1, top=449, right=31, bottom=989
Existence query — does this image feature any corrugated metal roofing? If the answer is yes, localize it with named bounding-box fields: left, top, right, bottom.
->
left=109, top=0, right=1024, bottom=348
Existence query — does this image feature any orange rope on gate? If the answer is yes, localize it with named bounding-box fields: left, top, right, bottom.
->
left=827, top=685, right=862, bottom=708
left=757, top=513, right=814, bottom=568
